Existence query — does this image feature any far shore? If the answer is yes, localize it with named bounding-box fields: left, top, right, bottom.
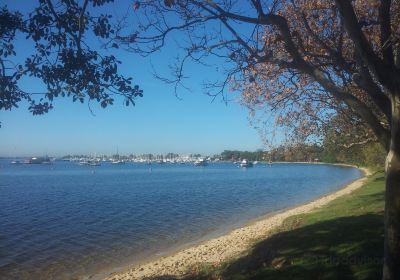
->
left=98, top=164, right=369, bottom=280
left=270, top=161, right=359, bottom=167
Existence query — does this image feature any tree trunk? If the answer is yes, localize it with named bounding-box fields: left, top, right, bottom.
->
left=383, top=94, right=400, bottom=280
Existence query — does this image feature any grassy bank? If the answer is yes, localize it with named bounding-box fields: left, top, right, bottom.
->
left=183, top=171, right=385, bottom=280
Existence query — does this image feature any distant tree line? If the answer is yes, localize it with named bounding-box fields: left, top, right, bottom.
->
left=220, top=127, right=385, bottom=168
left=268, top=144, right=323, bottom=163
left=220, top=150, right=265, bottom=162
left=219, top=145, right=323, bottom=163
left=220, top=140, right=384, bottom=168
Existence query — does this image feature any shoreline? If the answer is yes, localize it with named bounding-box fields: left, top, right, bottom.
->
left=100, top=165, right=370, bottom=280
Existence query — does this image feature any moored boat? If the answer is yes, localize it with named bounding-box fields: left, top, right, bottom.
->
left=240, top=159, right=253, bottom=168
left=194, top=158, right=208, bottom=166
left=111, top=159, right=125, bottom=164
left=26, top=156, right=52, bottom=164
left=79, top=159, right=101, bottom=166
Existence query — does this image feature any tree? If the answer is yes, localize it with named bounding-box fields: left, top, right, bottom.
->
left=120, top=1, right=399, bottom=278
left=0, top=0, right=142, bottom=118
left=322, top=114, right=386, bottom=166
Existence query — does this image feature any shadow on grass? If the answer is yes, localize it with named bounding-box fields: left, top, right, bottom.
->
left=221, top=213, right=383, bottom=280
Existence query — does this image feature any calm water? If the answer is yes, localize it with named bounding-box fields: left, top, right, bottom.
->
left=0, top=161, right=361, bottom=280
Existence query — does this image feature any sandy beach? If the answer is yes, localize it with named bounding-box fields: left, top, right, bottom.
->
left=103, top=166, right=371, bottom=280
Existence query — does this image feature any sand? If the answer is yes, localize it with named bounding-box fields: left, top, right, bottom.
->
left=103, top=167, right=371, bottom=280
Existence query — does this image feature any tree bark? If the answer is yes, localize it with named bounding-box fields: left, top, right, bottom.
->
left=383, top=93, right=400, bottom=280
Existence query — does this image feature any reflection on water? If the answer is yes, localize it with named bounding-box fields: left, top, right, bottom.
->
left=0, top=161, right=361, bottom=280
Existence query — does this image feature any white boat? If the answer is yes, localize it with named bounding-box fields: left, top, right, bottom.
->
left=111, top=159, right=125, bottom=164
left=194, top=158, right=208, bottom=166
left=88, top=160, right=101, bottom=166
left=26, top=156, right=52, bottom=164
left=79, top=159, right=100, bottom=166
left=240, top=159, right=253, bottom=168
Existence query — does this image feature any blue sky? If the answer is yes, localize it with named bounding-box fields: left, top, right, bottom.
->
left=0, top=0, right=265, bottom=157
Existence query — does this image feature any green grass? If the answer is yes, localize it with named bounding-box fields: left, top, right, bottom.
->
left=144, top=172, right=385, bottom=280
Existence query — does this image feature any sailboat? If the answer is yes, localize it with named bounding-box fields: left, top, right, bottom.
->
left=11, top=158, right=22, bottom=164
left=111, top=148, right=125, bottom=164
